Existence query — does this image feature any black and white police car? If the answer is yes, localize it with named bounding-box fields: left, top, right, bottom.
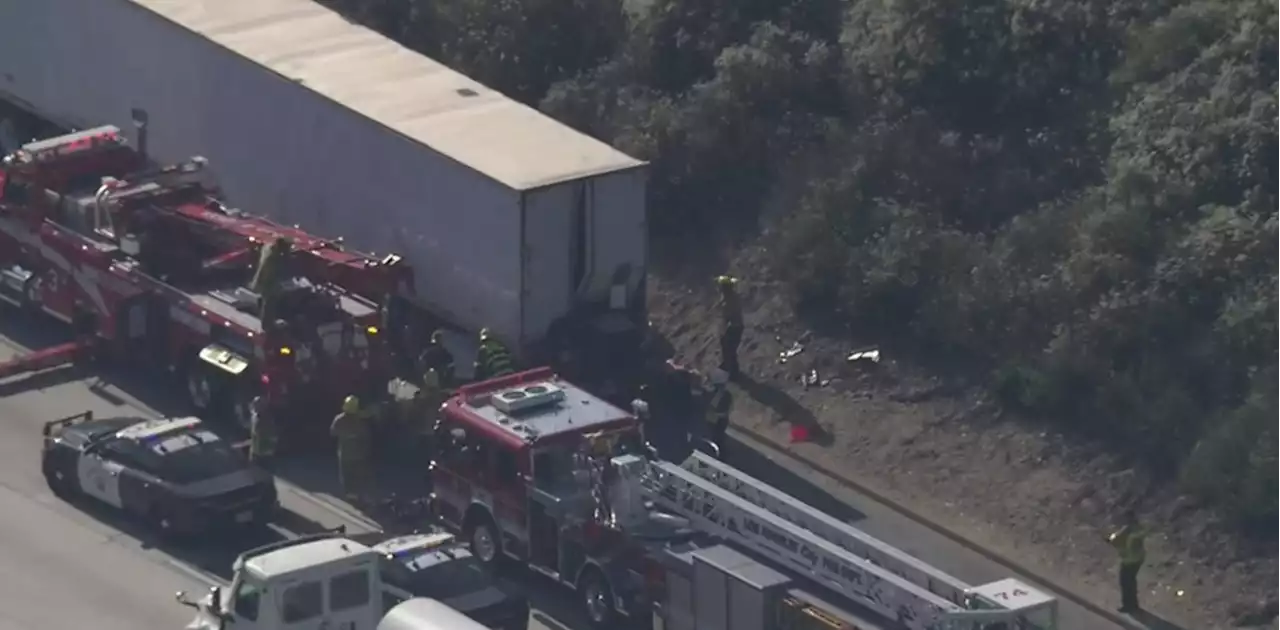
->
left=371, top=530, right=531, bottom=630
left=41, top=411, right=278, bottom=536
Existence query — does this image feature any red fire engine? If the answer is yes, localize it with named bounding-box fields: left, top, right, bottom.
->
left=0, top=125, right=413, bottom=436
left=430, top=368, right=1062, bottom=630
left=430, top=367, right=657, bottom=624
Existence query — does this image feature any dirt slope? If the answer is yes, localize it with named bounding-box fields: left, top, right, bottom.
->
left=647, top=242, right=1278, bottom=630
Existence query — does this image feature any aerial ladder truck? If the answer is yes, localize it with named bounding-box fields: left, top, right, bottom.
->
left=427, top=370, right=1059, bottom=630
left=625, top=450, right=1059, bottom=630
left=0, top=125, right=414, bottom=440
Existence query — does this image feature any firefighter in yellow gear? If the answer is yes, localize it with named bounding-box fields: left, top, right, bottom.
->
left=1108, top=509, right=1149, bottom=612
left=715, top=276, right=744, bottom=376
left=248, top=395, right=277, bottom=466
left=419, top=368, right=448, bottom=433
left=474, top=328, right=516, bottom=381
left=330, top=395, right=374, bottom=502
left=251, top=236, right=293, bottom=328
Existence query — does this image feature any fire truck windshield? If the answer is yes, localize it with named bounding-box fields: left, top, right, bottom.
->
left=532, top=427, right=645, bottom=490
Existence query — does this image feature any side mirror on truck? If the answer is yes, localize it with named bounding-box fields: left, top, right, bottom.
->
left=175, top=586, right=224, bottom=613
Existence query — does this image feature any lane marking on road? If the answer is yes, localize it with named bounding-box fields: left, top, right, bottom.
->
left=275, top=478, right=382, bottom=532
left=161, top=557, right=225, bottom=588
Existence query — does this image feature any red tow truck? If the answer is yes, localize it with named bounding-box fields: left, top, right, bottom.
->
left=0, top=125, right=413, bottom=436
left=428, top=368, right=1062, bottom=630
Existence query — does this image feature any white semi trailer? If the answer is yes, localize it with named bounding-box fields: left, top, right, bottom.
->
left=0, top=0, right=649, bottom=364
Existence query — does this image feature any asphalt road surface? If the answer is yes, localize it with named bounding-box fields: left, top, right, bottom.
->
left=0, top=312, right=1131, bottom=630
left=0, top=316, right=579, bottom=630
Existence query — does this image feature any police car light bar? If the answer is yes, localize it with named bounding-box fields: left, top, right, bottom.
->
left=19, top=125, right=125, bottom=162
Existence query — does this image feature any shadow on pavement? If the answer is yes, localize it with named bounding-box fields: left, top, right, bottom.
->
left=62, top=491, right=266, bottom=581
left=0, top=309, right=71, bottom=350
left=62, top=483, right=343, bottom=583
left=718, top=432, right=866, bottom=523
left=1131, top=609, right=1193, bottom=630
left=734, top=374, right=833, bottom=447
left=503, top=568, right=596, bottom=630
left=0, top=363, right=82, bottom=397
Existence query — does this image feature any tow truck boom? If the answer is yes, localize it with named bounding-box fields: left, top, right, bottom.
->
left=633, top=451, right=1059, bottom=630
left=93, top=149, right=413, bottom=304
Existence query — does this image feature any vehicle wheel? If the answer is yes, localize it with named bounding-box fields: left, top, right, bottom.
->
left=42, top=459, right=76, bottom=499
left=186, top=367, right=214, bottom=412
left=578, top=567, right=617, bottom=628
left=149, top=505, right=184, bottom=542
left=466, top=513, right=502, bottom=566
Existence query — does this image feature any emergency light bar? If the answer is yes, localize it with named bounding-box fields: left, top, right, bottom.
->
left=18, top=125, right=125, bottom=163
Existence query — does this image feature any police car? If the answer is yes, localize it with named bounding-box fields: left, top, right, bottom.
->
left=41, top=411, right=278, bottom=536
left=371, top=530, right=530, bottom=630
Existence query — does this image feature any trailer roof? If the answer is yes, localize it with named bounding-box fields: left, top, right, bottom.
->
left=130, top=0, right=646, bottom=191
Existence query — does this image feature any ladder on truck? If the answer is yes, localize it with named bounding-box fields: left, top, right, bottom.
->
left=640, top=452, right=1058, bottom=630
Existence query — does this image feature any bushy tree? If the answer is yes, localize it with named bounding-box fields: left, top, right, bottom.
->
left=325, top=0, right=1277, bottom=533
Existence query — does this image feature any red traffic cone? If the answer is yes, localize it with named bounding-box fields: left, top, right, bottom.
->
left=789, top=425, right=810, bottom=443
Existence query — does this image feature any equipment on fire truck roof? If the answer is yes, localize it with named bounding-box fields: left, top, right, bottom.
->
left=452, top=368, right=632, bottom=443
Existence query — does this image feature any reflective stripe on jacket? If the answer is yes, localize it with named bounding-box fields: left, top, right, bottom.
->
left=477, top=340, right=515, bottom=378
left=251, top=424, right=277, bottom=457
left=1111, top=525, right=1148, bottom=565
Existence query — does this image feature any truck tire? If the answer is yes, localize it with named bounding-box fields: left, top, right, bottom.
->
left=465, top=510, right=502, bottom=566
left=42, top=456, right=76, bottom=500
left=577, top=566, right=617, bottom=627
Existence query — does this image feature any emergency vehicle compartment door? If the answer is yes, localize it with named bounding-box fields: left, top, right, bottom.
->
left=77, top=452, right=124, bottom=509
left=115, top=293, right=164, bottom=365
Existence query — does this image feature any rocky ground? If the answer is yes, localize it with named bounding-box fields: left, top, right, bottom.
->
left=646, top=240, right=1278, bottom=630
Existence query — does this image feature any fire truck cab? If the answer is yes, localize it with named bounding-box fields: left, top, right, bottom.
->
left=431, top=368, right=664, bottom=625
left=0, top=126, right=409, bottom=433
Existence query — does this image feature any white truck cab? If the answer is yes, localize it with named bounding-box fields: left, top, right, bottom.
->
left=181, top=532, right=389, bottom=630
left=177, top=530, right=502, bottom=630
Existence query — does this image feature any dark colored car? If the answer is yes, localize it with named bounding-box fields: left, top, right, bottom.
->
left=41, top=411, right=278, bottom=536
left=373, top=531, right=530, bottom=630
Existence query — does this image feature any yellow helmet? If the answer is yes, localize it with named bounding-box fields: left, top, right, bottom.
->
left=342, top=395, right=360, bottom=414
left=715, top=275, right=738, bottom=289
left=431, top=329, right=445, bottom=344
left=478, top=327, right=491, bottom=341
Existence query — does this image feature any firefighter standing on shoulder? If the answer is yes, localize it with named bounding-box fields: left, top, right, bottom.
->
left=1109, top=509, right=1149, bottom=613
left=248, top=395, right=277, bottom=467
left=715, top=276, right=744, bottom=377
left=331, top=395, right=374, bottom=502
left=703, top=368, right=733, bottom=458
left=251, top=236, right=293, bottom=329
left=473, top=328, right=515, bottom=381
left=418, top=330, right=456, bottom=387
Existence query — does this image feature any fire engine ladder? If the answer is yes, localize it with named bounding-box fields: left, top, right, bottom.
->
left=642, top=452, right=1057, bottom=630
